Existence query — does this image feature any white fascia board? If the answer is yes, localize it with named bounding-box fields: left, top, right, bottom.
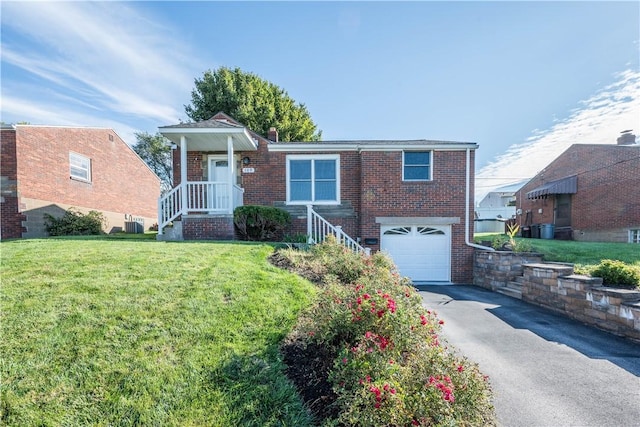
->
left=358, top=144, right=478, bottom=151
left=158, top=127, right=248, bottom=135
left=268, top=143, right=357, bottom=152
left=268, top=142, right=478, bottom=152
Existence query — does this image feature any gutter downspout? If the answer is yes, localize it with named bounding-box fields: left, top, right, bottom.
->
left=466, top=148, right=495, bottom=251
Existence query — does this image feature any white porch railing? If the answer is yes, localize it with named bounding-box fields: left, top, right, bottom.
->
left=158, top=182, right=244, bottom=235
left=306, top=205, right=370, bottom=255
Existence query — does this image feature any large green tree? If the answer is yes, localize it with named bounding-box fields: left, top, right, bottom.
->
left=133, top=132, right=173, bottom=193
left=184, top=67, right=321, bottom=142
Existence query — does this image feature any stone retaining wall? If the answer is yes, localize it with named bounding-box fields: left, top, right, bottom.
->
left=474, top=251, right=640, bottom=342
left=522, top=263, right=640, bottom=341
left=474, top=251, right=543, bottom=290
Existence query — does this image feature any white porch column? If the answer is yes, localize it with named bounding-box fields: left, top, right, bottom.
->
left=180, top=136, right=187, bottom=212
left=227, top=135, right=234, bottom=214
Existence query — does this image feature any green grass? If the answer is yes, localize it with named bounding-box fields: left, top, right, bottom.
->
left=1, top=237, right=316, bottom=426
left=475, top=233, right=640, bottom=267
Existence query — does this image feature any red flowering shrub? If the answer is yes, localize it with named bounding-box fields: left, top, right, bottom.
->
left=284, top=238, right=495, bottom=426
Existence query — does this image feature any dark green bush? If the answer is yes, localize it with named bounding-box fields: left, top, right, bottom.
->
left=590, top=259, right=640, bottom=288
left=233, top=205, right=291, bottom=241
left=44, top=208, right=106, bottom=236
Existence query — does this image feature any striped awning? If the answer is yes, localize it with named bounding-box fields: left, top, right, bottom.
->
left=526, top=175, right=577, bottom=199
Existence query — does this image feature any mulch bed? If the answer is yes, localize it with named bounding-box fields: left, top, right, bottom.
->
left=269, top=249, right=339, bottom=423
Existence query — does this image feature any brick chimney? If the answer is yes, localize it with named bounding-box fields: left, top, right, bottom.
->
left=267, top=127, right=279, bottom=142
left=617, top=130, right=636, bottom=145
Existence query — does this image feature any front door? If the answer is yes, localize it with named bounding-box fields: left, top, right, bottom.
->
left=208, top=156, right=229, bottom=211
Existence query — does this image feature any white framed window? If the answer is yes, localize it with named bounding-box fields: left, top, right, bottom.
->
left=630, top=229, right=640, bottom=244
left=403, top=151, right=431, bottom=181
left=286, top=154, right=339, bottom=204
left=70, top=152, right=91, bottom=182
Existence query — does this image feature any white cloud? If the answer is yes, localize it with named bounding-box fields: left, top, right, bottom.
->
left=1, top=2, right=202, bottom=126
left=476, top=69, right=640, bottom=201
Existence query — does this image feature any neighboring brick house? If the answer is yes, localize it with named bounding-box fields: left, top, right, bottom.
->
left=515, top=131, right=640, bottom=243
left=0, top=125, right=161, bottom=239
left=158, top=113, right=479, bottom=283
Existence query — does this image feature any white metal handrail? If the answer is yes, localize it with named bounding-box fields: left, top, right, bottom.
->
left=158, top=182, right=244, bottom=235
left=306, top=205, right=370, bottom=255
left=158, top=185, right=182, bottom=234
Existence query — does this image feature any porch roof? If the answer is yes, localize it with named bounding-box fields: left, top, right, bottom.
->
left=159, top=118, right=258, bottom=151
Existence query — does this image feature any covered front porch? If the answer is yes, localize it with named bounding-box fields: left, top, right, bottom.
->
left=157, top=118, right=258, bottom=239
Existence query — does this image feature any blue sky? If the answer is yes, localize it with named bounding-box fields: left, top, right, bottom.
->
left=2, top=1, right=638, bottom=200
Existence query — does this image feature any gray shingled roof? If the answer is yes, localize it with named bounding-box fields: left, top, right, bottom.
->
left=159, top=118, right=243, bottom=130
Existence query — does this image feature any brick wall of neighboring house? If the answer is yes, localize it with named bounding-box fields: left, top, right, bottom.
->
left=1, top=129, right=26, bottom=239
left=12, top=126, right=160, bottom=237
left=516, top=144, right=640, bottom=242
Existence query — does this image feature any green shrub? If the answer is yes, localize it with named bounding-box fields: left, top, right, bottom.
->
left=286, top=238, right=496, bottom=426
left=233, top=205, right=291, bottom=241
left=282, top=232, right=309, bottom=244
left=309, top=235, right=369, bottom=285
left=44, top=208, right=106, bottom=236
left=590, top=259, right=640, bottom=287
left=490, top=225, right=533, bottom=253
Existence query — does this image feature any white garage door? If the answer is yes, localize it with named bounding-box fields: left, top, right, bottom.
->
left=380, top=225, right=451, bottom=282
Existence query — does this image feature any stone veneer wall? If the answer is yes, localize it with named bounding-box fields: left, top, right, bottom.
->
left=474, top=250, right=640, bottom=342
left=522, top=263, right=640, bottom=341
left=474, top=251, right=544, bottom=290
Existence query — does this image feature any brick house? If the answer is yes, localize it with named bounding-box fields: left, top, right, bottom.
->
left=1, top=125, right=161, bottom=239
left=158, top=113, right=480, bottom=283
left=515, top=131, right=640, bottom=243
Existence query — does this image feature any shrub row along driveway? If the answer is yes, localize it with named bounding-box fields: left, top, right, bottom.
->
left=418, top=285, right=640, bottom=427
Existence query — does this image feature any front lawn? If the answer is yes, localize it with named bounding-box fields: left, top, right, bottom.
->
left=1, top=237, right=316, bottom=426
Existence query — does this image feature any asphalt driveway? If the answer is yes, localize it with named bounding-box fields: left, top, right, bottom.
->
left=418, top=285, right=640, bottom=427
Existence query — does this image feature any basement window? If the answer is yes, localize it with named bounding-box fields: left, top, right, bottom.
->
left=630, top=229, right=640, bottom=244
left=70, top=152, right=91, bottom=182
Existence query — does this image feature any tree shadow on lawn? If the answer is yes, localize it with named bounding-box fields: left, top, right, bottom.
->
left=208, top=341, right=331, bottom=426
left=417, top=285, right=640, bottom=377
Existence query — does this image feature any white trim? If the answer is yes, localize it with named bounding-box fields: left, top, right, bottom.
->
left=630, top=229, right=640, bottom=243
left=268, top=142, right=478, bottom=152
left=402, top=150, right=432, bottom=181
left=376, top=217, right=460, bottom=225
left=159, top=127, right=248, bottom=135
left=286, top=154, right=340, bottom=205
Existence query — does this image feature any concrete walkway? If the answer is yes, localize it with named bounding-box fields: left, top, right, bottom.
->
left=418, top=285, right=640, bottom=427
